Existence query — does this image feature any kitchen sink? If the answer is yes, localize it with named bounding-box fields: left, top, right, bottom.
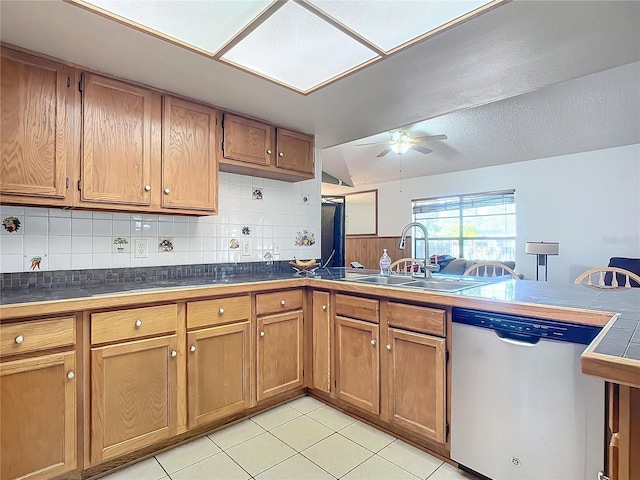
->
left=348, top=275, right=416, bottom=286
left=342, top=274, right=489, bottom=292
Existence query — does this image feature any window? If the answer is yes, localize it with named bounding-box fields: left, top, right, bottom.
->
left=411, top=190, right=515, bottom=261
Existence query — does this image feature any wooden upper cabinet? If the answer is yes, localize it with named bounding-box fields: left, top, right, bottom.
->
left=0, top=48, right=72, bottom=204
left=222, top=113, right=273, bottom=166
left=81, top=73, right=153, bottom=206
left=276, top=128, right=314, bottom=176
left=220, top=112, right=314, bottom=182
left=162, top=97, right=218, bottom=212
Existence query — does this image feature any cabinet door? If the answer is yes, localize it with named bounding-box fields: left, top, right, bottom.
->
left=1, top=351, right=76, bottom=480
left=81, top=73, right=152, bottom=206
left=162, top=97, right=218, bottom=211
left=187, top=322, right=250, bottom=428
left=222, top=113, right=273, bottom=166
left=312, top=291, right=331, bottom=393
left=257, top=310, right=303, bottom=402
left=387, top=328, right=446, bottom=443
left=91, top=335, right=178, bottom=462
left=0, top=48, right=71, bottom=202
left=276, top=128, right=314, bottom=175
left=335, top=316, right=379, bottom=414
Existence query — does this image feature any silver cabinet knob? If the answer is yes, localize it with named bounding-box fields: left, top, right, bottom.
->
left=370, top=339, right=377, bottom=346
left=260, top=331, right=265, bottom=337
left=190, top=345, right=196, bottom=353
left=266, top=149, right=272, bottom=154
left=280, top=300, right=286, bottom=306
left=14, top=335, right=24, bottom=344
left=386, top=344, right=392, bottom=350
left=322, top=305, right=327, bottom=311
left=171, top=350, right=177, bottom=357
left=219, top=307, right=225, bottom=315
left=164, top=188, right=170, bottom=194
left=67, top=371, right=75, bottom=380
left=135, top=320, right=142, bottom=328
left=278, top=152, right=284, bottom=157
left=144, top=185, right=151, bottom=191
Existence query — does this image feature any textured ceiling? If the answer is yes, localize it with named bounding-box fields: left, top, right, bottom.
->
left=1, top=0, right=639, bottom=187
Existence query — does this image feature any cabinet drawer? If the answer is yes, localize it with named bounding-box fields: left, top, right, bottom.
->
left=91, top=304, right=177, bottom=345
left=387, top=302, right=445, bottom=337
left=256, top=290, right=303, bottom=316
left=0, top=317, right=75, bottom=356
left=335, top=294, right=379, bottom=323
left=187, top=295, right=250, bottom=329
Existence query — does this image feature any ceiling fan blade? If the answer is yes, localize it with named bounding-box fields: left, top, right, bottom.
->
left=354, top=141, right=388, bottom=146
left=411, top=145, right=433, bottom=155
left=376, top=147, right=391, bottom=157
left=412, top=134, right=448, bottom=141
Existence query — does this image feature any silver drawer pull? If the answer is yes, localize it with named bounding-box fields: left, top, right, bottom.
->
left=219, top=307, right=225, bottom=315
left=190, top=345, right=196, bottom=353
left=171, top=350, right=177, bottom=358
left=280, top=300, right=286, bottom=306
left=267, top=149, right=272, bottom=154
left=370, top=339, right=376, bottom=346
left=67, top=371, right=75, bottom=380
left=386, top=344, right=392, bottom=350
left=278, top=152, right=284, bottom=157
left=14, top=335, right=24, bottom=344
left=322, top=305, right=327, bottom=311
left=260, top=331, right=265, bottom=337
left=144, top=185, right=151, bottom=191
left=135, top=320, right=142, bottom=328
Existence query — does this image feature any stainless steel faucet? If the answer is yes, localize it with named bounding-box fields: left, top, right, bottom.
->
left=398, top=222, right=440, bottom=278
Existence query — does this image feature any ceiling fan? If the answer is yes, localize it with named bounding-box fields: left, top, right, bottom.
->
left=355, top=131, right=448, bottom=157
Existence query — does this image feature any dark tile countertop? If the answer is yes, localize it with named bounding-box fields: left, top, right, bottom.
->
left=1, top=267, right=639, bottom=363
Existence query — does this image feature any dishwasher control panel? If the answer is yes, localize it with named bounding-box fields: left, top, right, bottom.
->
left=452, top=308, right=601, bottom=345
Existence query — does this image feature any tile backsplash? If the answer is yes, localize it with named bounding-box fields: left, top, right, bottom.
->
left=0, top=172, right=321, bottom=273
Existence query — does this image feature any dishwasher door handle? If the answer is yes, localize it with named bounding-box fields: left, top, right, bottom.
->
left=495, top=329, right=540, bottom=346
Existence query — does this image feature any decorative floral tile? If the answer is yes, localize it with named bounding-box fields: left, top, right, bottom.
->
left=242, top=226, right=251, bottom=236
left=252, top=188, right=263, bottom=200
left=229, top=238, right=240, bottom=249
left=295, top=229, right=316, bottom=247
left=159, top=237, right=174, bottom=252
left=112, top=236, right=131, bottom=254
left=2, top=216, right=21, bottom=233
left=24, top=254, right=47, bottom=271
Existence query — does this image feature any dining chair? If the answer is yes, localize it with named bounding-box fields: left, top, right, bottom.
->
left=463, top=261, right=520, bottom=279
left=390, top=258, right=425, bottom=274
left=574, top=267, right=640, bottom=289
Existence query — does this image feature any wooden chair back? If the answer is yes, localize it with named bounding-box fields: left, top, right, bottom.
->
left=390, top=258, right=425, bottom=274
left=574, top=267, right=640, bottom=289
left=463, top=261, right=519, bottom=279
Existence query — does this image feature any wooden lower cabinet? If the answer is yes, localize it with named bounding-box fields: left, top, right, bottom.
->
left=187, top=322, right=250, bottom=428
left=608, top=384, right=640, bottom=480
left=91, top=335, right=178, bottom=463
left=335, top=316, right=380, bottom=414
left=386, top=328, right=446, bottom=443
left=312, top=291, right=331, bottom=393
left=256, top=310, right=304, bottom=402
left=0, top=351, right=76, bottom=480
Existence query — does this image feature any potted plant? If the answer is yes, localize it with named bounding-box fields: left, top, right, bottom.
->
left=113, top=237, right=129, bottom=253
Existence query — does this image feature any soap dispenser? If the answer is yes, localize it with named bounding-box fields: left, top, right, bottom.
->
left=379, top=249, right=392, bottom=276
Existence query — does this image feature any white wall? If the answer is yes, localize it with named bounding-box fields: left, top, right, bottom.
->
left=348, top=144, right=640, bottom=284
left=0, top=159, right=322, bottom=273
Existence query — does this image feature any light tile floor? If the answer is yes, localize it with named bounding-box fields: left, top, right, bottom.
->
left=96, top=397, right=478, bottom=480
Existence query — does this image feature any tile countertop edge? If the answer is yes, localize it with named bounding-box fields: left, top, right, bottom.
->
left=581, top=313, right=640, bottom=388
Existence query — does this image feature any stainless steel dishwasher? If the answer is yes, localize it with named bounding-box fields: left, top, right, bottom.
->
left=450, top=308, right=604, bottom=480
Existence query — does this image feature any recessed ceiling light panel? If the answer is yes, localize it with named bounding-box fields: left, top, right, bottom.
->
left=308, top=0, right=497, bottom=53
left=82, top=0, right=273, bottom=54
left=221, top=1, right=378, bottom=92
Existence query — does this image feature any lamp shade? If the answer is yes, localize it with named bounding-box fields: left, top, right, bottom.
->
left=526, top=241, right=559, bottom=255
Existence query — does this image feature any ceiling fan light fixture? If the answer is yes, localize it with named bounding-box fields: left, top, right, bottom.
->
left=389, top=131, right=412, bottom=154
